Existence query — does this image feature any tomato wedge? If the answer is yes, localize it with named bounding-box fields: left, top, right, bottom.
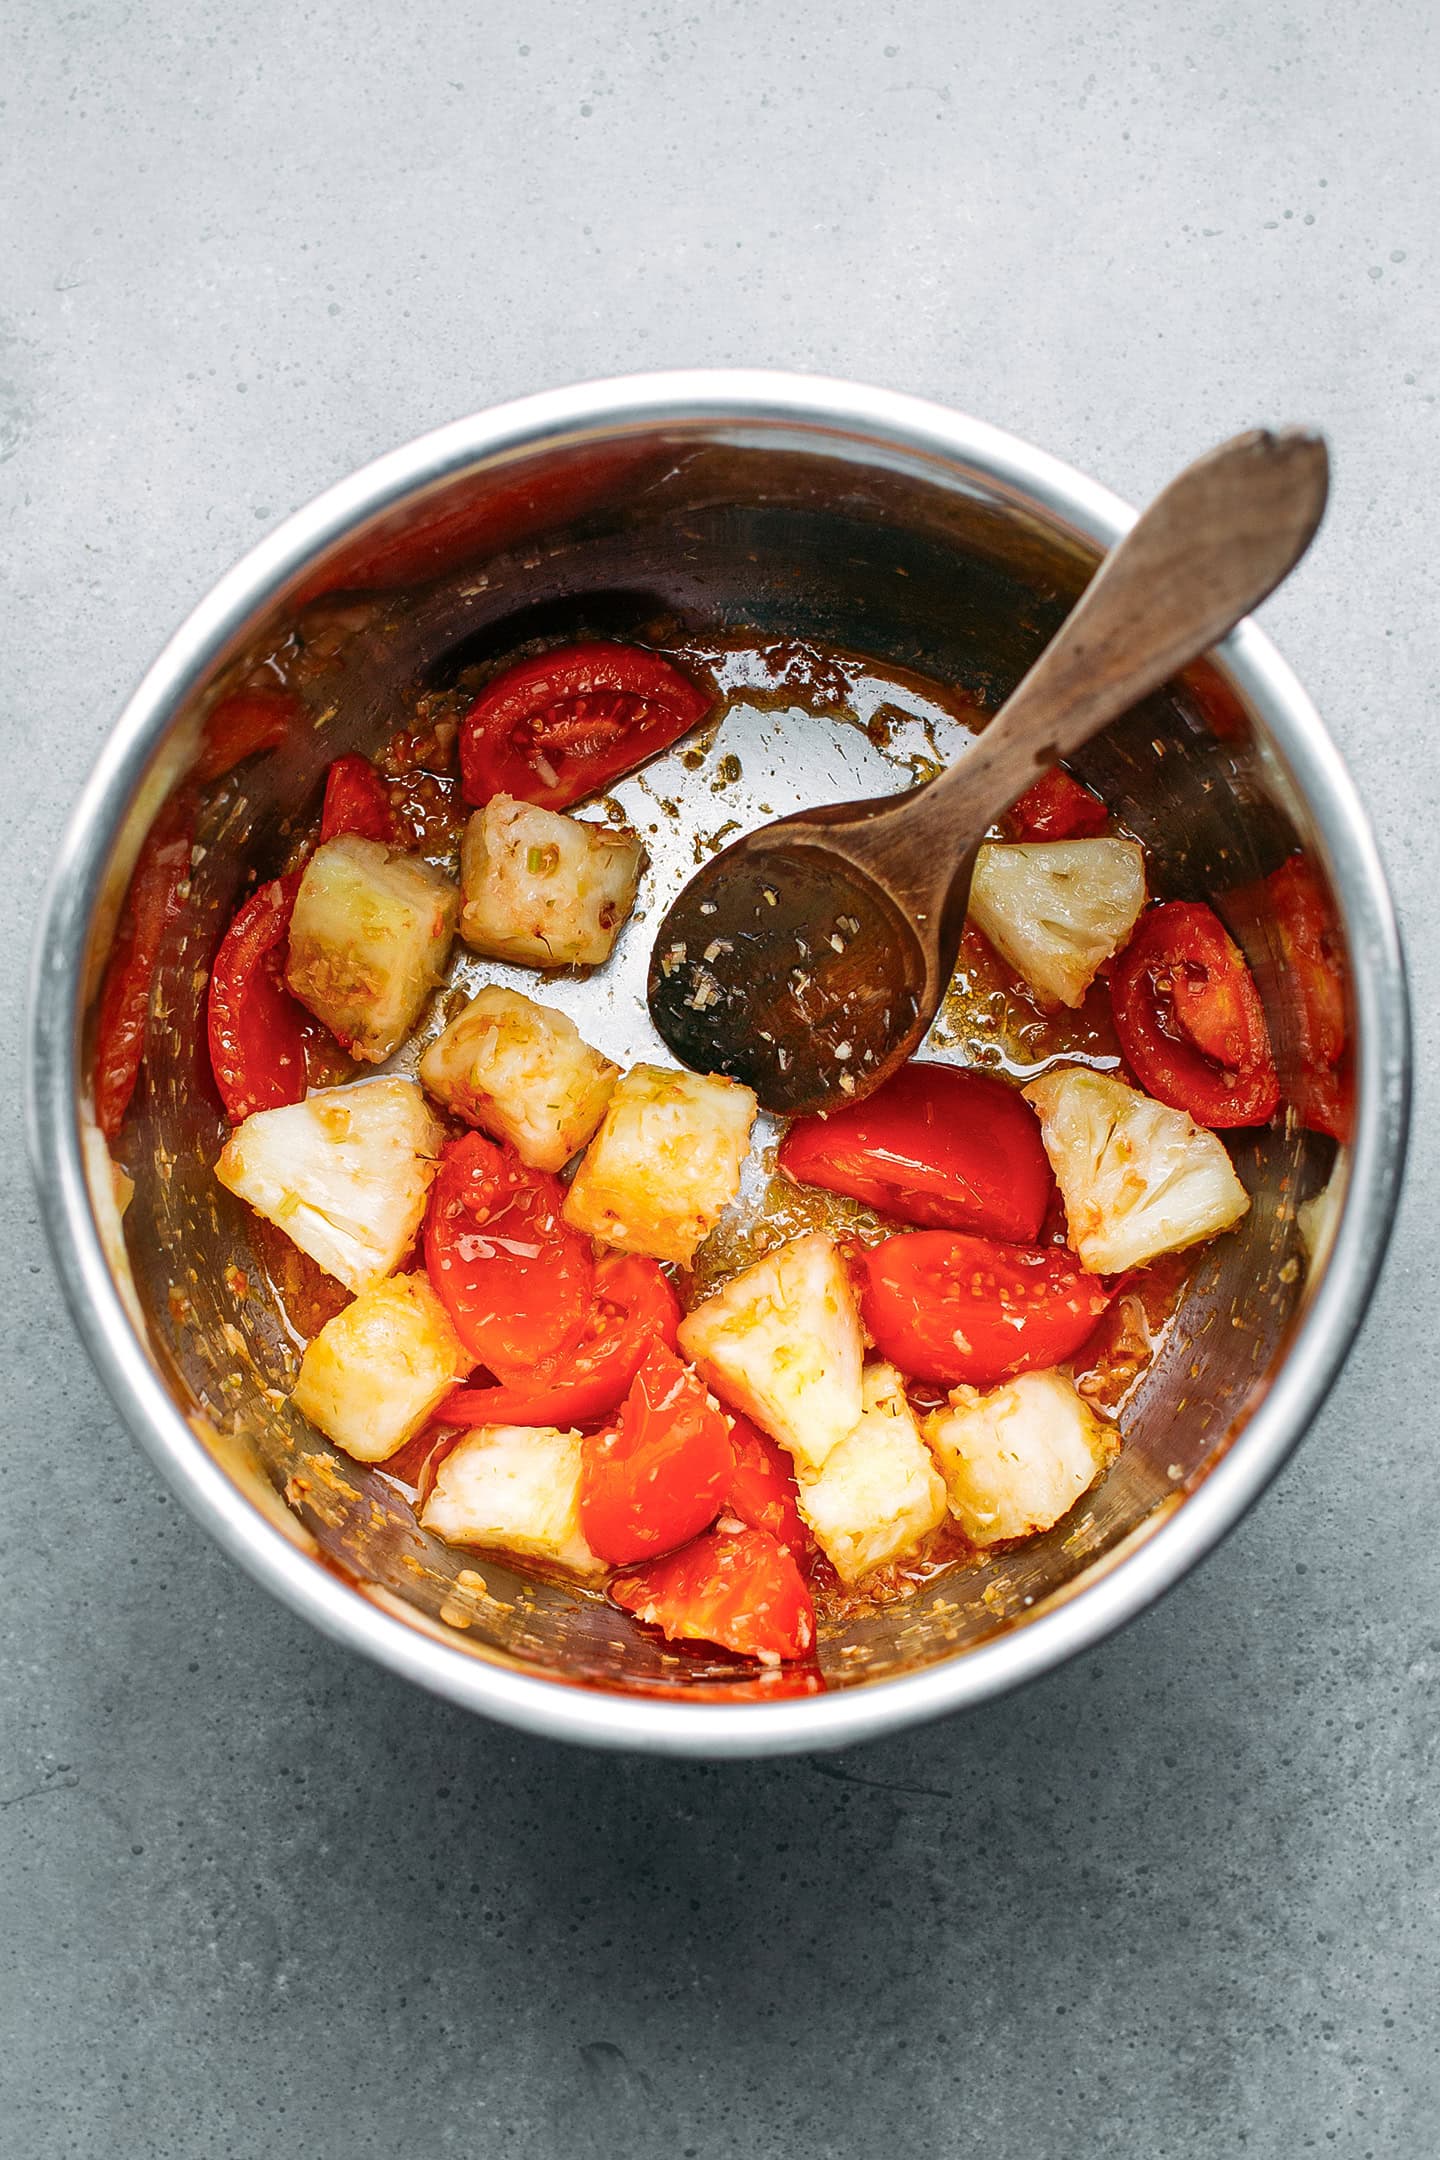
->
left=1009, top=766, right=1108, bottom=841
left=1111, top=901, right=1279, bottom=1128
left=320, top=753, right=394, bottom=844
left=459, top=641, right=712, bottom=810
left=723, top=1413, right=813, bottom=1559
left=611, top=1525, right=815, bottom=1662
left=206, top=874, right=325, bottom=1123
left=93, top=793, right=195, bottom=1139
left=424, top=1133, right=594, bottom=1372
left=1264, top=854, right=1351, bottom=1141
left=431, top=1253, right=679, bottom=1430
left=859, top=1231, right=1112, bottom=1388
left=193, top=688, right=295, bottom=784
left=778, top=1061, right=1053, bottom=1241
left=579, top=1341, right=734, bottom=1565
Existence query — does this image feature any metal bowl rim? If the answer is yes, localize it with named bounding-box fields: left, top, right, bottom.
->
left=26, top=368, right=1411, bottom=1756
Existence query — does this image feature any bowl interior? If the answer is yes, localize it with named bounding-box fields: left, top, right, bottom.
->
left=74, top=411, right=1348, bottom=1705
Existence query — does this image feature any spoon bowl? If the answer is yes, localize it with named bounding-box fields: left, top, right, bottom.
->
left=647, top=822, right=934, bottom=1113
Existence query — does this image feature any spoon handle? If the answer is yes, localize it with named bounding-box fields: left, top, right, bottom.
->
left=921, top=426, right=1329, bottom=832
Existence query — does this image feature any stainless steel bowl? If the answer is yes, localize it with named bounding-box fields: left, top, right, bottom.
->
left=27, top=372, right=1410, bottom=1755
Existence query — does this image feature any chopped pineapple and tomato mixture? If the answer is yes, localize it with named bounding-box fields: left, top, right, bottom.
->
left=94, top=637, right=1349, bottom=1669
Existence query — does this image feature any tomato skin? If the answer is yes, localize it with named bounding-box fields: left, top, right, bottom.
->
left=579, top=1341, right=734, bottom=1565
left=458, top=641, right=712, bottom=810
left=193, top=689, right=295, bottom=783
left=206, top=874, right=324, bottom=1123
left=1009, top=766, right=1108, bottom=841
left=723, top=1413, right=813, bottom=1559
left=1111, top=901, right=1279, bottom=1129
left=93, top=793, right=195, bottom=1139
left=431, top=1253, right=679, bottom=1430
left=777, top=1062, right=1053, bottom=1241
left=859, top=1230, right=1112, bottom=1388
left=1264, top=854, right=1351, bottom=1141
left=611, top=1525, right=815, bottom=1662
left=320, top=753, right=394, bottom=844
left=424, top=1133, right=594, bottom=1372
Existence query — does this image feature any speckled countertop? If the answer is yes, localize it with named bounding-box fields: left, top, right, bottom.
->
left=3, top=4, right=1435, bottom=2154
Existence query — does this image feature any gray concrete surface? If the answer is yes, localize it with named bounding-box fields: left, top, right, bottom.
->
left=3, top=2, right=1436, bottom=2153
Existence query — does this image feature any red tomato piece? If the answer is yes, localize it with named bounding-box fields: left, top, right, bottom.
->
left=1009, top=766, right=1108, bottom=841
left=431, top=1253, right=680, bottom=1430
left=723, top=1413, right=813, bottom=1559
left=320, top=753, right=394, bottom=844
left=859, top=1230, right=1112, bottom=1388
left=1111, top=901, right=1279, bottom=1129
left=424, top=1133, right=594, bottom=1372
left=777, top=1061, right=1053, bottom=1241
left=579, top=1341, right=734, bottom=1565
left=611, top=1526, right=815, bottom=1662
left=459, top=641, right=712, bottom=810
left=1264, top=854, right=1351, bottom=1141
left=193, top=689, right=295, bottom=784
left=206, top=874, right=326, bottom=1123
left=93, top=793, right=195, bottom=1139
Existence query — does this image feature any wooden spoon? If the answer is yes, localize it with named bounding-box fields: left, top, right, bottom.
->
left=647, top=426, right=1329, bottom=1115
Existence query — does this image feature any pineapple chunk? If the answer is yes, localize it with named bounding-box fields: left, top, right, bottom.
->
left=798, top=1362, right=948, bottom=1583
left=968, top=838, right=1146, bottom=1008
left=292, top=1273, right=471, bottom=1463
left=215, top=1075, right=443, bottom=1291
left=460, top=795, right=645, bottom=968
left=1023, top=1065, right=1249, bottom=1273
left=285, top=833, right=459, bottom=1062
left=420, top=1424, right=602, bottom=1577
left=418, top=986, right=617, bottom=1173
left=677, top=1231, right=863, bottom=1477
left=923, top=1368, right=1117, bottom=1546
left=563, top=1062, right=756, bottom=1263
